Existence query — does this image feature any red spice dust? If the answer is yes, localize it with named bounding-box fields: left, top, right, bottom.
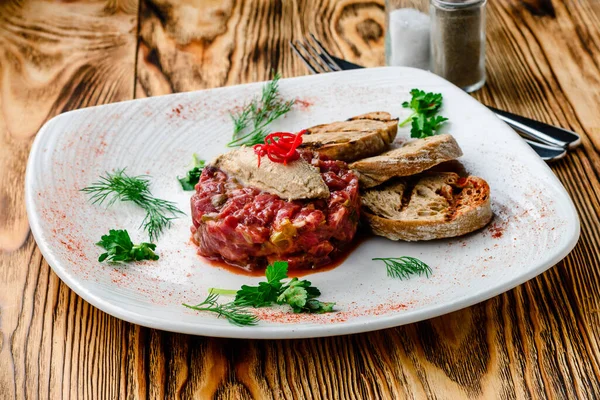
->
left=59, top=239, right=75, bottom=252
left=168, top=104, right=187, bottom=119
left=489, top=223, right=504, bottom=239
left=94, top=140, right=108, bottom=156
left=366, top=302, right=408, bottom=316
left=250, top=308, right=350, bottom=324
left=294, top=98, right=313, bottom=111
left=247, top=299, right=413, bottom=325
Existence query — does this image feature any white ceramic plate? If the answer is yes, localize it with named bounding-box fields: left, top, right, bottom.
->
left=25, top=67, right=579, bottom=339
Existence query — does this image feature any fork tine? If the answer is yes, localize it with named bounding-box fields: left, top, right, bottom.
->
left=290, top=41, right=318, bottom=74
left=308, top=33, right=342, bottom=71
left=295, top=40, right=330, bottom=73
left=303, top=38, right=335, bottom=72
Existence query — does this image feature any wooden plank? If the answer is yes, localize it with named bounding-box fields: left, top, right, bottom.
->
left=480, top=0, right=600, bottom=355
left=0, top=0, right=138, bottom=251
left=3, top=0, right=600, bottom=398
left=0, top=1, right=138, bottom=398
left=135, top=0, right=385, bottom=96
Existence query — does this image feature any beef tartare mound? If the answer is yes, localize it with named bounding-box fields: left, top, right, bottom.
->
left=190, top=151, right=360, bottom=270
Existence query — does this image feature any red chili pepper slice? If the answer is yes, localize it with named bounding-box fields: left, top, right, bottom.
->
left=284, top=129, right=306, bottom=158
left=253, top=130, right=305, bottom=167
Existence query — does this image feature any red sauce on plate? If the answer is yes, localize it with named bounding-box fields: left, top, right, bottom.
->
left=197, top=234, right=368, bottom=278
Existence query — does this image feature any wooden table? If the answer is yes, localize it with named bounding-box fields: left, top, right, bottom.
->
left=2, top=1, right=600, bottom=398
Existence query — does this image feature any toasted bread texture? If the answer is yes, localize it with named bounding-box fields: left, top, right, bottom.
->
left=362, top=172, right=492, bottom=241
left=350, top=134, right=463, bottom=188
left=300, top=112, right=398, bottom=162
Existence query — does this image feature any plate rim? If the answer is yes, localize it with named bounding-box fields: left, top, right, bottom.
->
left=25, top=66, right=581, bottom=339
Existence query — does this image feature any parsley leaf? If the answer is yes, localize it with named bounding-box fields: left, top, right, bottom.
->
left=277, top=280, right=308, bottom=309
left=400, top=88, right=448, bottom=138
left=266, top=260, right=289, bottom=284
left=178, top=154, right=205, bottom=191
left=234, top=282, right=281, bottom=308
left=410, top=114, right=449, bottom=139
left=402, top=89, right=443, bottom=116
left=96, top=229, right=159, bottom=263
left=210, top=261, right=336, bottom=315
left=276, top=278, right=334, bottom=314
left=234, top=261, right=288, bottom=307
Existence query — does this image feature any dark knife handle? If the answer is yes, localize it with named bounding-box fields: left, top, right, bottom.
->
left=330, top=57, right=364, bottom=70
left=486, top=107, right=580, bottom=149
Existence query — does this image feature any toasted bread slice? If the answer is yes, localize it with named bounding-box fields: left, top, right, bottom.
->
left=350, top=134, right=463, bottom=188
left=362, top=172, right=492, bottom=241
left=300, top=112, right=398, bottom=162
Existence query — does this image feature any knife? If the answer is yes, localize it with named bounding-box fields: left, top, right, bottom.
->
left=487, top=106, right=580, bottom=149
left=523, top=139, right=567, bottom=161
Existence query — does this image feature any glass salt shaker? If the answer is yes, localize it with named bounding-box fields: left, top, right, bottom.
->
left=430, top=0, right=487, bottom=92
left=385, top=0, right=431, bottom=69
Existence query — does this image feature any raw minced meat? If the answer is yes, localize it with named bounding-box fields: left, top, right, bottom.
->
left=190, top=152, right=360, bottom=270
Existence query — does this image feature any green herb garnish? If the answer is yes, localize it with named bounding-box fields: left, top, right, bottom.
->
left=189, top=261, right=335, bottom=326
left=227, top=73, right=295, bottom=147
left=400, top=89, right=448, bottom=138
left=226, top=261, right=334, bottom=313
left=183, top=293, right=259, bottom=326
left=372, top=257, right=432, bottom=280
left=96, top=229, right=158, bottom=262
left=220, top=261, right=289, bottom=307
left=82, top=169, right=184, bottom=242
left=276, top=277, right=335, bottom=313
left=177, top=154, right=205, bottom=191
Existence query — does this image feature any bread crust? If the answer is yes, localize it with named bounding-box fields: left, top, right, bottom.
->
left=300, top=112, right=398, bottom=162
left=350, top=134, right=463, bottom=188
left=362, top=173, right=492, bottom=241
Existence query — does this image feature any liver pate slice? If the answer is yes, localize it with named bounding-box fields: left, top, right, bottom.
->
left=211, top=147, right=330, bottom=201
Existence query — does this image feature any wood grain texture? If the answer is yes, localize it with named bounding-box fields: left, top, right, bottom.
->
left=3, top=0, right=600, bottom=399
left=0, top=0, right=138, bottom=398
left=0, top=0, right=138, bottom=251
left=135, top=0, right=385, bottom=95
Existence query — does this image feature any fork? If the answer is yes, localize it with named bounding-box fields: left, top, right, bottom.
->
left=290, top=34, right=576, bottom=162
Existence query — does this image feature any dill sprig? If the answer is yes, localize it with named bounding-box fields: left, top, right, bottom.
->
left=81, top=169, right=184, bottom=242
left=183, top=293, right=259, bottom=326
left=227, top=73, right=295, bottom=147
left=373, top=257, right=432, bottom=280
